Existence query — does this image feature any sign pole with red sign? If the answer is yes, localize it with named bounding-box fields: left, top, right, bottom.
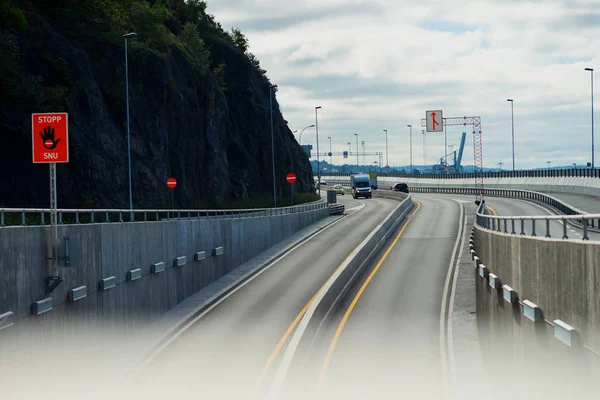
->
left=286, top=173, right=296, bottom=205
left=167, top=178, right=177, bottom=218
left=32, top=112, right=69, bottom=290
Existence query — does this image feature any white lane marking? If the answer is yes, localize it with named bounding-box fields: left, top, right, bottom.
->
left=440, top=199, right=465, bottom=391
left=138, top=207, right=359, bottom=367
left=447, top=200, right=468, bottom=387
left=345, top=202, right=366, bottom=213
left=265, top=202, right=404, bottom=399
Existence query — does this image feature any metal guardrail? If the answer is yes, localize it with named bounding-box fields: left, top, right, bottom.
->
left=322, top=168, right=600, bottom=180
left=0, top=201, right=327, bottom=227
left=324, top=180, right=599, bottom=240
left=329, top=204, right=345, bottom=215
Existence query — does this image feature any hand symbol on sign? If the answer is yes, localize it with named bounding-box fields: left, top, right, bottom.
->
left=39, top=126, right=61, bottom=150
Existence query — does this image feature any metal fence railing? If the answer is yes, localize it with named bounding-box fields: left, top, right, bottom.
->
left=323, top=180, right=599, bottom=240
left=321, top=168, right=600, bottom=180
left=0, top=200, right=328, bottom=228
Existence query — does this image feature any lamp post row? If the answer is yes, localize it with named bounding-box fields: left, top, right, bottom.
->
left=124, top=33, right=596, bottom=212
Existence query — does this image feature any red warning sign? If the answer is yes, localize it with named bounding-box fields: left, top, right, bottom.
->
left=32, top=113, right=69, bottom=163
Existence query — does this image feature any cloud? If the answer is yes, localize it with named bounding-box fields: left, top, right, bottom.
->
left=207, top=0, right=600, bottom=169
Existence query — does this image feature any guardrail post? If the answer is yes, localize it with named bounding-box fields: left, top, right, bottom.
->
left=531, top=220, right=537, bottom=237
left=1, top=210, right=5, bottom=227
left=144, top=211, right=147, bottom=221
left=21, top=210, right=26, bottom=226
left=91, top=211, right=94, bottom=223
left=41, top=211, right=45, bottom=225
left=59, top=211, right=63, bottom=224
left=583, top=219, right=589, bottom=241
left=520, top=219, right=525, bottom=235
left=119, top=211, right=122, bottom=222
left=503, top=219, right=508, bottom=233
left=511, top=220, right=516, bottom=235
left=106, top=210, right=109, bottom=222
left=563, top=220, right=568, bottom=239
left=76, top=211, right=80, bottom=224
left=545, top=219, right=551, bottom=238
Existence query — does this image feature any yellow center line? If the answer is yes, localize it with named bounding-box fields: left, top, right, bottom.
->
left=486, top=205, right=497, bottom=216
left=254, top=198, right=404, bottom=391
left=317, top=201, right=420, bottom=390
left=412, top=200, right=421, bottom=215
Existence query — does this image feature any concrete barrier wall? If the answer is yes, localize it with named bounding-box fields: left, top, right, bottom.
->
left=322, top=175, right=600, bottom=197
left=0, top=207, right=330, bottom=342
left=473, top=227, right=600, bottom=368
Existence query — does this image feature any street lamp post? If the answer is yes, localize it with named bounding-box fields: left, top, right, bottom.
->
left=362, top=141, right=365, bottom=167
left=507, top=99, right=515, bottom=171
left=299, top=124, right=315, bottom=145
left=354, top=134, right=359, bottom=171
left=407, top=125, right=412, bottom=173
left=315, top=106, right=322, bottom=197
left=383, top=129, right=388, bottom=168
left=327, top=136, right=332, bottom=165
left=546, top=160, right=552, bottom=170
left=585, top=68, right=595, bottom=168
left=123, top=32, right=137, bottom=219
left=422, top=130, right=426, bottom=169
left=269, top=84, right=277, bottom=207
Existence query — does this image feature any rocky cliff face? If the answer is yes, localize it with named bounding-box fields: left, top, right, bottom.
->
left=0, top=1, right=314, bottom=209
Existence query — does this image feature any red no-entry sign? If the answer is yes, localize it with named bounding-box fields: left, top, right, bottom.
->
left=286, top=173, right=296, bottom=184
left=32, top=113, right=69, bottom=163
left=167, top=178, right=177, bottom=189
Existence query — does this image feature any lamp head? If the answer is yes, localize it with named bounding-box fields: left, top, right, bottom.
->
left=123, top=32, right=138, bottom=38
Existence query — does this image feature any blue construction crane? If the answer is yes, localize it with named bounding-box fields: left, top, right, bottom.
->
left=432, top=132, right=466, bottom=174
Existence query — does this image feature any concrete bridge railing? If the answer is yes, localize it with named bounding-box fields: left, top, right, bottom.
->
left=471, top=202, right=600, bottom=369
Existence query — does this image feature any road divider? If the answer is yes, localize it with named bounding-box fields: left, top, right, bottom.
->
left=265, top=194, right=414, bottom=398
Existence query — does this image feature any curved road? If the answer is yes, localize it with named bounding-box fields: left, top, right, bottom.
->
left=135, top=191, right=595, bottom=399
left=276, top=193, right=467, bottom=399
left=138, top=194, right=401, bottom=397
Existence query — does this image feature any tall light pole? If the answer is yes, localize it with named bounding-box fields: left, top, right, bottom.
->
left=383, top=129, right=388, bottom=168
left=123, top=32, right=137, bottom=218
left=269, top=84, right=277, bottom=207
left=299, top=124, right=314, bottom=145
left=585, top=68, right=595, bottom=168
left=546, top=160, right=552, bottom=170
left=327, top=136, right=332, bottom=165
left=315, top=106, right=322, bottom=196
left=347, top=142, right=351, bottom=153
left=507, top=98, right=515, bottom=171
left=422, top=129, right=426, bottom=169
left=361, top=140, right=365, bottom=166
left=407, top=124, right=412, bottom=173
left=354, top=133, right=359, bottom=171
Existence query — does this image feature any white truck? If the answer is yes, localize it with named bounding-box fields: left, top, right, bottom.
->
left=351, top=174, right=372, bottom=199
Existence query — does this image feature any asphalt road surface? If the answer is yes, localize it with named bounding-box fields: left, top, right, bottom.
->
left=277, top=193, right=466, bottom=399
left=136, top=194, right=402, bottom=398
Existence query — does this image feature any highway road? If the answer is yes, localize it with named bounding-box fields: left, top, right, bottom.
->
left=275, top=193, right=468, bottom=399
left=132, top=191, right=596, bottom=399
left=137, top=194, right=402, bottom=398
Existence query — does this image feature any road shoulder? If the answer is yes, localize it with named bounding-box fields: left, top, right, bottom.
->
left=450, top=200, right=487, bottom=394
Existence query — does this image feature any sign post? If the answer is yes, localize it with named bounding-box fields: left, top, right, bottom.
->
left=167, top=178, right=177, bottom=218
left=32, top=112, right=69, bottom=294
left=286, top=173, right=296, bottom=205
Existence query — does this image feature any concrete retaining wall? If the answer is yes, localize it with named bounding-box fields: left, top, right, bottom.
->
left=0, top=207, right=330, bottom=342
left=473, top=227, right=600, bottom=370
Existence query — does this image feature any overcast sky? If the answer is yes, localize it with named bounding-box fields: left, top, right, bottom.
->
left=209, top=0, right=600, bottom=170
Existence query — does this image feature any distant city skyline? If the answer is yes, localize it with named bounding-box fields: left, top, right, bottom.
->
left=209, top=0, right=600, bottom=169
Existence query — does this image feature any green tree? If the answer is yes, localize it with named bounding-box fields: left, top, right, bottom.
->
left=230, top=27, right=248, bottom=53
left=181, top=22, right=211, bottom=69
left=0, top=0, right=27, bottom=30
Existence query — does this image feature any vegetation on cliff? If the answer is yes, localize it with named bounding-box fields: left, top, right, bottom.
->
left=0, top=0, right=315, bottom=209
